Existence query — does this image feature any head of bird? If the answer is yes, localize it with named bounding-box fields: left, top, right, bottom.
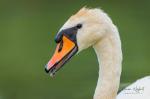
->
left=45, top=7, right=112, bottom=76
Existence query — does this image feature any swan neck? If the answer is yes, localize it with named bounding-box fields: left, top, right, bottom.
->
left=93, top=34, right=122, bottom=99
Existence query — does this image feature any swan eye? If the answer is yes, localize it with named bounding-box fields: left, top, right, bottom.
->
left=76, top=24, right=82, bottom=29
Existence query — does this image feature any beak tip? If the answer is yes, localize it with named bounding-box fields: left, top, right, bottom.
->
left=45, top=64, right=50, bottom=73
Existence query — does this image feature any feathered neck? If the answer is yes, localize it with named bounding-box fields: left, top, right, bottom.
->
left=93, top=25, right=122, bottom=99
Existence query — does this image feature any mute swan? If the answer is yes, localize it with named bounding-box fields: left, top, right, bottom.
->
left=45, top=7, right=150, bottom=99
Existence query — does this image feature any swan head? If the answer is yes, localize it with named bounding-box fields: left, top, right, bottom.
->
left=45, top=7, right=111, bottom=76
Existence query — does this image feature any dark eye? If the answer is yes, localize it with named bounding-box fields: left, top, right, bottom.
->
left=76, top=24, right=82, bottom=29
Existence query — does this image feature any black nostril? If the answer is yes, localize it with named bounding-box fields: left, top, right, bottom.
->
left=58, top=40, right=63, bottom=52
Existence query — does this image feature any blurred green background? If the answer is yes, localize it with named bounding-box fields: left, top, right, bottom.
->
left=0, top=0, right=150, bottom=99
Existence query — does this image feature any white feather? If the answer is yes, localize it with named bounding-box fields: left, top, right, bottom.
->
left=60, top=7, right=150, bottom=99
left=117, top=76, right=150, bottom=99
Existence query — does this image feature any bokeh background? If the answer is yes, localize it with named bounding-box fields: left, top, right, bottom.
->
left=0, top=0, right=150, bottom=99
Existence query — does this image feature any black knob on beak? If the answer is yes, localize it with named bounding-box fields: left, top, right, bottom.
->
left=55, top=26, right=79, bottom=44
left=55, top=32, right=63, bottom=43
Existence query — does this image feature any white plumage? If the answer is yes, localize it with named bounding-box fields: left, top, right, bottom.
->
left=60, top=7, right=150, bottom=99
left=117, top=76, right=150, bottom=99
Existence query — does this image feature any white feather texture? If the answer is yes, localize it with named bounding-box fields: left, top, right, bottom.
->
left=59, top=7, right=150, bottom=99
left=117, top=76, right=150, bottom=99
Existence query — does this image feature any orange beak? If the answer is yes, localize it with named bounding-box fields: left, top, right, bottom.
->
left=45, top=36, right=78, bottom=76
